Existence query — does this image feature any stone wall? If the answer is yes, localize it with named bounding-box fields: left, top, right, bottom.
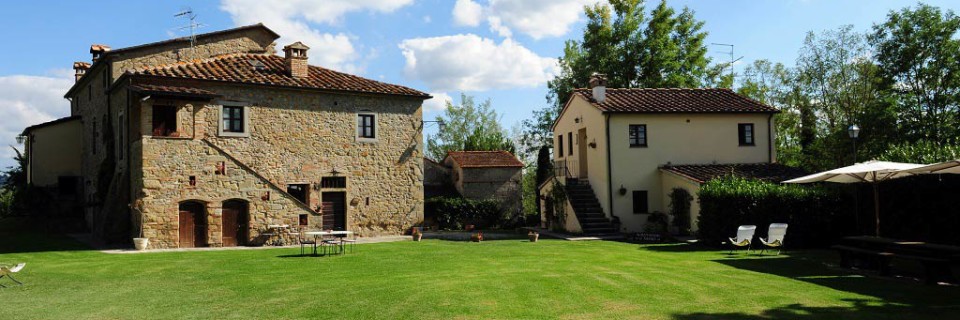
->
left=459, top=167, right=523, bottom=214
left=132, top=82, right=425, bottom=248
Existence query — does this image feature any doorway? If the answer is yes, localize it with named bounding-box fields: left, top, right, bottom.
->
left=321, top=192, right=346, bottom=231
left=221, top=199, right=249, bottom=247
left=152, top=105, right=178, bottom=137
left=178, top=201, right=207, bottom=248
left=287, top=184, right=309, bottom=204
left=578, top=128, right=588, bottom=178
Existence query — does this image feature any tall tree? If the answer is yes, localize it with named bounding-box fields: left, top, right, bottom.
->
left=671, top=7, right=710, bottom=88
left=638, top=0, right=678, bottom=88
left=426, top=93, right=512, bottom=160
left=870, top=3, right=960, bottom=143
left=535, top=0, right=712, bottom=153
left=792, top=25, right=891, bottom=170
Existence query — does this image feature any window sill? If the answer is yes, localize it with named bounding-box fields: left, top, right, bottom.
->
left=629, top=145, right=648, bottom=148
left=146, top=135, right=191, bottom=140
left=218, top=131, right=250, bottom=138
left=356, top=137, right=378, bottom=144
left=739, top=144, right=756, bottom=147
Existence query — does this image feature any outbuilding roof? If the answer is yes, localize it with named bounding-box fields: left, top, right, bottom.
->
left=572, top=88, right=779, bottom=113
left=131, top=53, right=429, bottom=98
left=660, top=163, right=807, bottom=184
left=444, top=151, right=524, bottom=168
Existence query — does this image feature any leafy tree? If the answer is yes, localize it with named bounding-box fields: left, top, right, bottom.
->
left=638, top=0, right=678, bottom=88
left=426, top=93, right=512, bottom=160
left=870, top=3, right=960, bottom=143
left=0, top=147, right=27, bottom=217
left=790, top=26, right=893, bottom=170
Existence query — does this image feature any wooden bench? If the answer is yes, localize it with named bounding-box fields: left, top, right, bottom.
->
left=832, top=245, right=953, bottom=284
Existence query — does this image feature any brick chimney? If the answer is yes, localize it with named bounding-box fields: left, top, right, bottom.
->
left=283, top=42, right=310, bottom=78
left=590, top=73, right=607, bottom=103
left=90, top=44, right=111, bottom=63
left=73, top=62, right=91, bottom=82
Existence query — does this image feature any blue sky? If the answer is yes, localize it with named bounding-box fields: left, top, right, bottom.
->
left=2, top=0, right=959, bottom=168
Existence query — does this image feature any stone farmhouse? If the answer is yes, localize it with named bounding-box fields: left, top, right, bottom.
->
left=540, top=74, right=804, bottom=234
left=25, top=24, right=431, bottom=248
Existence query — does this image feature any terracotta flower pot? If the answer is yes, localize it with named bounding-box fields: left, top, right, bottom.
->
left=413, top=233, right=422, bottom=241
left=528, top=233, right=539, bottom=242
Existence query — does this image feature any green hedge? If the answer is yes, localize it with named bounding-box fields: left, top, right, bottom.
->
left=697, top=177, right=846, bottom=248
left=425, top=197, right=502, bottom=230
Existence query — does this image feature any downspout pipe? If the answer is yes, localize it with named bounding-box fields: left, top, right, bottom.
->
left=767, top=113, right=774, bottom=163
left=605, top=113, right=619, bottom=230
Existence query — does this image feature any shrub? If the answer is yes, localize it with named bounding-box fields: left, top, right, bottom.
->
left=425, top=197, right=501, bottom=230
left=668, top=188, right=693, bottom=235
left=697, top=177, right=846, bottom=248
left=644, top=211, right=669, bottom=234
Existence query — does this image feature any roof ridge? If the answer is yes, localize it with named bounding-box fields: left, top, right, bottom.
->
left=134, top=52, right=259, bottom=73
left=574, top=87, right=734, bottom=91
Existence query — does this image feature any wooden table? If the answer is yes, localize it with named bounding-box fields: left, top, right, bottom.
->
left=262, top=224, right=291, bottom=246
left=835, top=236, right=960, bottom=284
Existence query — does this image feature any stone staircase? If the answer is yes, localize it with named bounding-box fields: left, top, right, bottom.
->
left=564, top=179, right=619, bottom=235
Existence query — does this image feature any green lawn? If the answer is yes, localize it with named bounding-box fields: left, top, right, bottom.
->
left=1, top=233, right=958, bottom=319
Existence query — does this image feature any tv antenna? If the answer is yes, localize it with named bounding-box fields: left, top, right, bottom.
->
left=175, top=7, right=205, bottom=48
left=711, top=43, right=744, bottom=80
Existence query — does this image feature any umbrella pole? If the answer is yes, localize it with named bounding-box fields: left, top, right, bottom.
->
left=874, top=182, right=880, bottom=237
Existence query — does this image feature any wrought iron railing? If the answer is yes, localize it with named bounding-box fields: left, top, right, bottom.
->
left=553, top=159, right=579, bottom=181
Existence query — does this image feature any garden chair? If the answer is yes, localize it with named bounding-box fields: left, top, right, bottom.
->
left=728, top=225, right=757, bottom=254
left=321, top=236, right=341, bottom=256
left=0, top=263, right=25, bottom=287
left=759, top=223, right=788, bottom=255
left=297, top=229, right=317, bottom=256
left=339, top=234, right=357, bottom=254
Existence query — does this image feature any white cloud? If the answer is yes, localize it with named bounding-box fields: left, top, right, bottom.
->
left=399, top=34, right=558, bottom=92
left=220, top=0, right=413, bottom=73
left=453, top=0, right=592, bottom=39
left=423, top=92, right=453, bottom=113
left=453, top=0, right=483, bottom=27
left=0, top=73, right=73, bottom=168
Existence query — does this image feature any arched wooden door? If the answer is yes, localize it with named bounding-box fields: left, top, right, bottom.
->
left=179, top=201, right=207, bottom=248
left=222, top=200, right=249, bottom=247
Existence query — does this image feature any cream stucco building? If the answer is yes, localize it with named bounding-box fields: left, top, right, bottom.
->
left=541, top=75, right=802, bottom=234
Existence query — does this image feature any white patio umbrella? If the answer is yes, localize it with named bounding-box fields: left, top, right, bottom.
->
left=783, top=160, right=926, bottom=236
left=901, top=159, right=960, bottom=175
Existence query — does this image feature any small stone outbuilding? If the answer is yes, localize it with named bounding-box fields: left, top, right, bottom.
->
left=441, top=151, right=524, bottom=214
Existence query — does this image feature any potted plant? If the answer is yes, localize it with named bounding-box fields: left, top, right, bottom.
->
left=470, top=231, right=483, bottom=242
left=528, top=231, right=539, bottom=242
left=412, top=227, right=423, bottom=241
left=131, top=197, right=149, bottom=250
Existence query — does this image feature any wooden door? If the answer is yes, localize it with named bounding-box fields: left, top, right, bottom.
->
left=578, top=128, right=588, bottom=178
left=179, top=202, right=207, bottom=248
left=179, top=210, right=195, bottom=248
left=222, top=207, right=238, bottom=247
left=222, top=200, right=248, bottom=246
left=321, top=192, right=346, bottom=231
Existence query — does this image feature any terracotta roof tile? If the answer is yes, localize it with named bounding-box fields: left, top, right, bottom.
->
left=133, top=54, right=429, bottom=98
left=445, top=151, right=524, bottom=168
left=128, top=83, right=219, bottom=98
left=661, top=163, right=807, bottom=184
left=574, top=88, right=778, bottom=113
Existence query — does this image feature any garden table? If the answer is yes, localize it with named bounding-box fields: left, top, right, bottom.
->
left=304, top=231, right=354, bottom=254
